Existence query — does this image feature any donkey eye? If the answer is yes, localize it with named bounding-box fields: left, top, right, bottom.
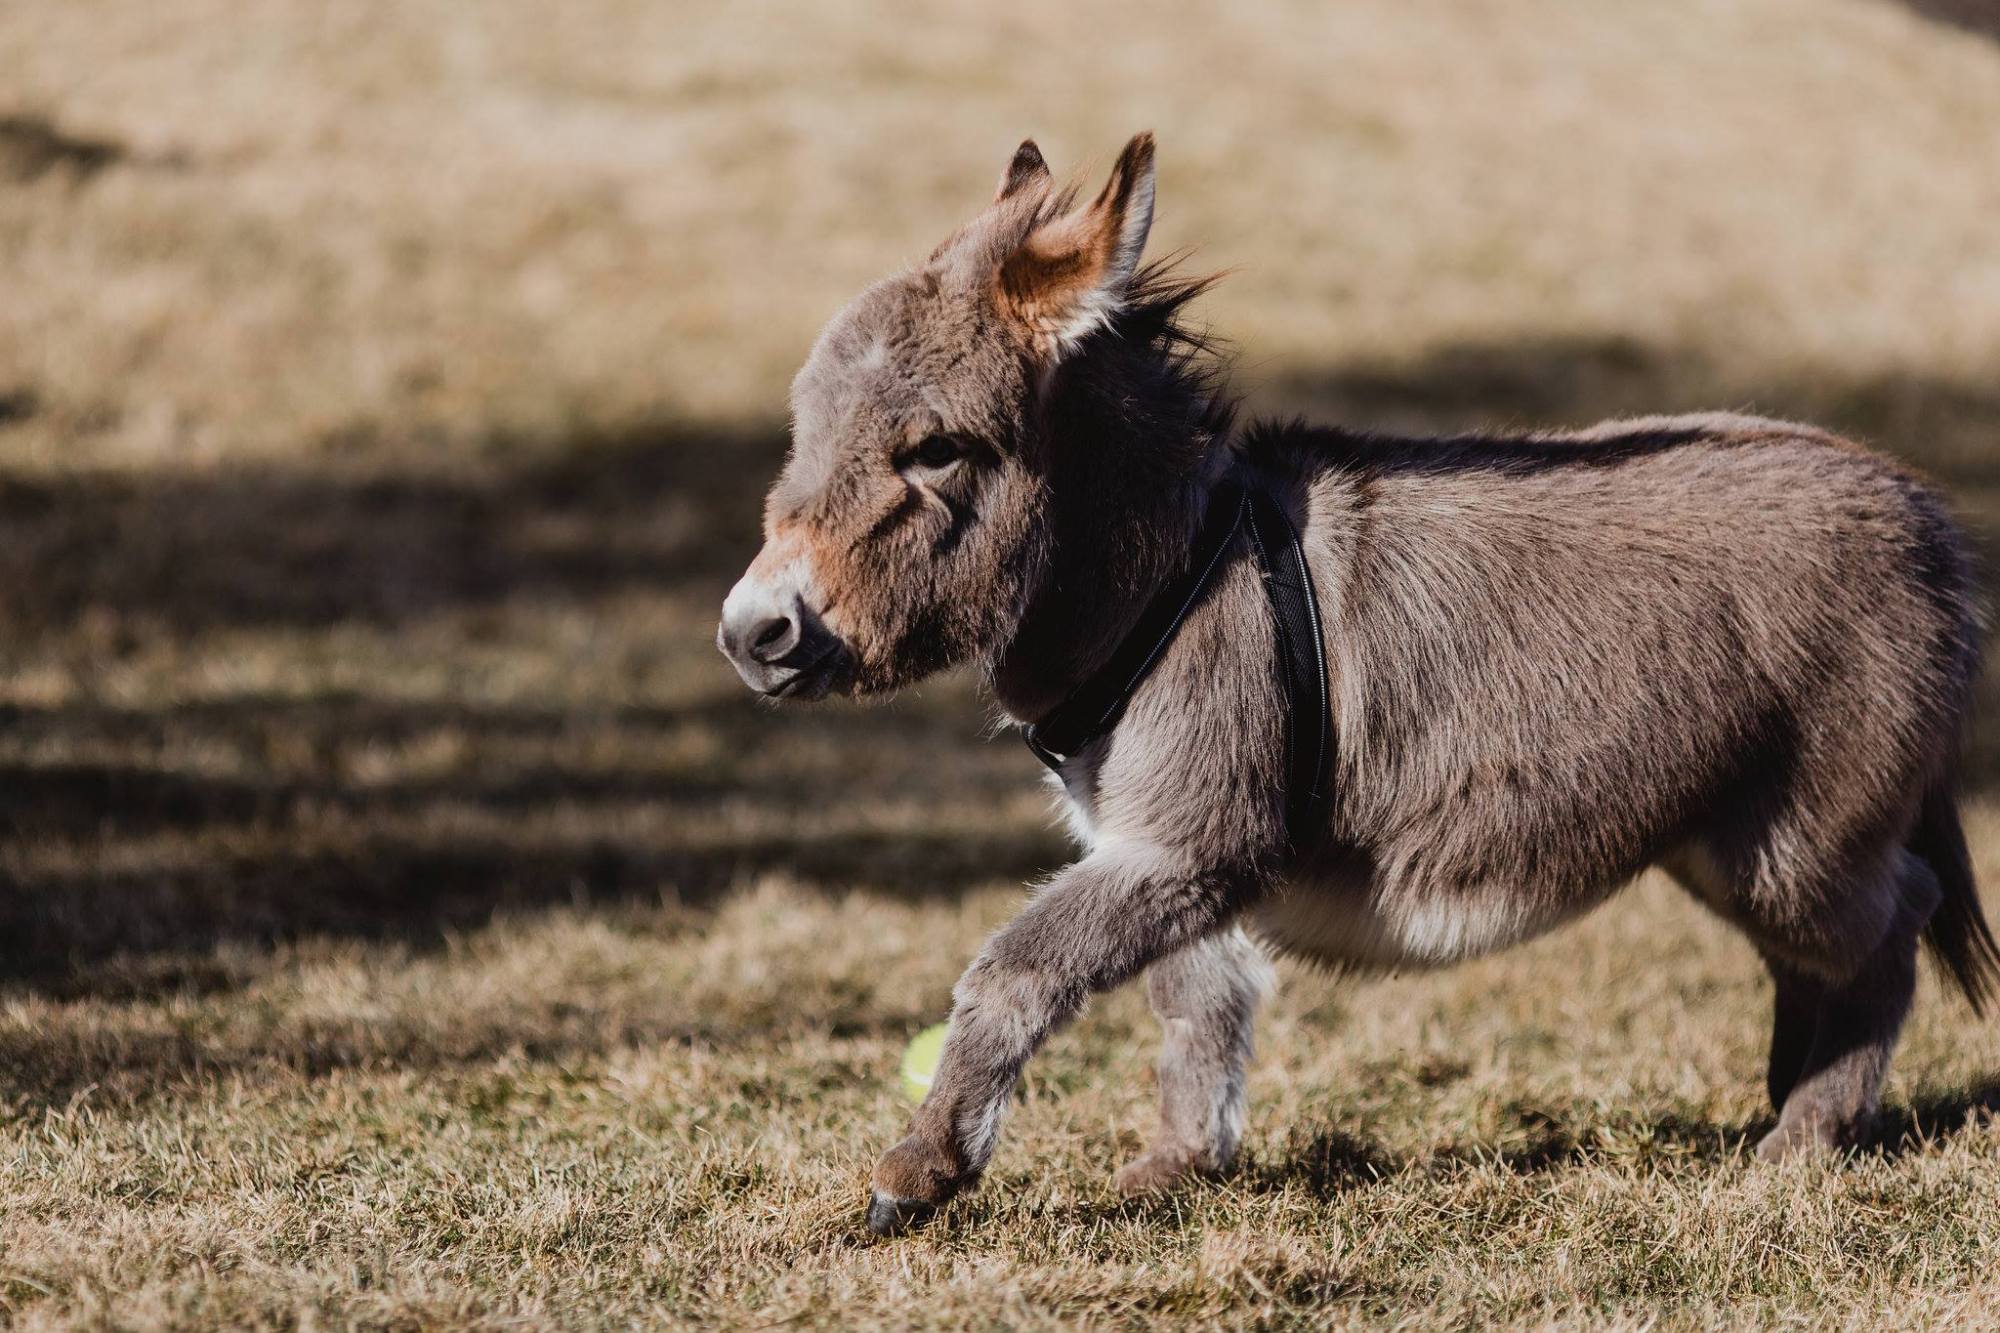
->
left=911, top=434, right=963, bottom=469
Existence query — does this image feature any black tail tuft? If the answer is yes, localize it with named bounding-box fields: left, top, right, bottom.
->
left=1912, top=784, right=2000, bottom=1016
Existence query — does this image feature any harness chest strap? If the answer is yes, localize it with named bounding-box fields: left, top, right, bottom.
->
left=1021, top=476, right=1333, bottom=848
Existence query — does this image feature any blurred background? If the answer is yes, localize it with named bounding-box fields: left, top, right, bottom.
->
left=4, top=2, right=2000, bottom=1322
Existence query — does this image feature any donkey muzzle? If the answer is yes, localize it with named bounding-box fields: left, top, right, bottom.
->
left=718, top=573, right=848, bottom=700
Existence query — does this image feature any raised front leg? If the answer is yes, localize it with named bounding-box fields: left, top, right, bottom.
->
left=866, top=842, right=1260, bottom=1235
left=1115, top=927, right=1271, bottom=1197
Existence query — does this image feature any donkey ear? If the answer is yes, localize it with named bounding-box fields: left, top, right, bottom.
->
left=994, top=139, right=1051, bottom=204
left=996, top=132, right=1156, bottom=357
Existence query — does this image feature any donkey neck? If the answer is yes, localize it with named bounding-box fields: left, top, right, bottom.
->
left=988, top=357, right=1230, bottom=722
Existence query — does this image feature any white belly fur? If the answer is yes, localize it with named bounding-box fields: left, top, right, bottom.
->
left=1251, top=864, right=1615, bottom=970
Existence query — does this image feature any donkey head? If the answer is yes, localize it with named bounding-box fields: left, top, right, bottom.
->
left=718, top=134, right=1161, bottom=699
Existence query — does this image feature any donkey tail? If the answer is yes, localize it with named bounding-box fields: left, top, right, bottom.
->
left=1913, top=782, right=2000, bottom=1016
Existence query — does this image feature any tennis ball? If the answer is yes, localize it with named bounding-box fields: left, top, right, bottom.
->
left=899, top=1022, right=949, bottom=1103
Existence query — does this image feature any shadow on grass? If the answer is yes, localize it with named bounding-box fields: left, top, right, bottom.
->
left=1242, top=1076, right=2000, bottom=1198
left=1246, top=1127, right=1402, bottom=1194
left=0, top=420, right=779, bottom=635
left=1244, top=1107, right=1744, bottom=1197
left=0, top=694, right=1064, bottom=1000
left=1248, top=1072, right=2000, bottom=1192
left=1869, top=1074, right=2000, bottom=1155
left=1, top=339, right=1999, bottom=1006
left=0, top=112, right=127, bottom=184
left=1897, top=0, right=2000, bottom=43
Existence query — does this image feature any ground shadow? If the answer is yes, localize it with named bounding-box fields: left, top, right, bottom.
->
left=1869, top=1074, right=2000, bottom=1155
left=0, top=112, right=126, bottom=183
left=1246, top=1103, right=1750, bottom=1196
left=0, top=693, right=1063, bottom=1000
left=1428, top=1105, right=1753, bottom=1176
left=0, top=420, right=779, bottom=636
left=1244, top=1077, right=2000, bottom=1199
left=1245, top=1127, right=1403, bottom=1195
left=1897, top=0, right=2000, bottom=43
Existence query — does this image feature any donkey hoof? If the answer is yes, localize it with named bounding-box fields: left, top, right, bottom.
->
left=866, top=1189, right=938, bottom=1236
left=866, top=1135, right=962, bottom=1234
left=1113, top=1149, right=1202, bottom=1198
left=1754, top=1126, right=1803, bottom=1163
left=1755, top=1116, right=1848, bottom=1163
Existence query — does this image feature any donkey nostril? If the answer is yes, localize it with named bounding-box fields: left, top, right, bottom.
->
left=748, top=614, right=799, bottom=663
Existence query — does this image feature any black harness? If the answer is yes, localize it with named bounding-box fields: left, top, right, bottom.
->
left=1022, top=477, right=1333, bottom=848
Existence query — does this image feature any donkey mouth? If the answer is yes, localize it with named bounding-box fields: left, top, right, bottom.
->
left=762, top=643, right=847, bottom=701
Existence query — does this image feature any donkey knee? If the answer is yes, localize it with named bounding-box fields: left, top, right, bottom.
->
left=1827, top=850, right=1938, bottom=982
left=950, top=957, right=1072, bottom=1059
left=1768, top=848, right=1939, bottom=989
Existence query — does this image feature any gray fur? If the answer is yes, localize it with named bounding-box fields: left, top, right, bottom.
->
left=717, top=136, right=1997, bottom=1235
left=1115, top=927, right=1272, bottom=1195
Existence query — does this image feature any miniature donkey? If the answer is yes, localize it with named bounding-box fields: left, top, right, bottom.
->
left=718, top=134, right=1997, bottom=1235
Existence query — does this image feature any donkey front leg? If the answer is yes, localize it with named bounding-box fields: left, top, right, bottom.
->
left=1114, top=926, right=1272, bottom=1197
left=867, top=844, right=1257, bottom=1235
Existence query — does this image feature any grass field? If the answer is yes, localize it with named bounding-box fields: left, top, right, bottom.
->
left=4, top=0, right=2000, bottom=1327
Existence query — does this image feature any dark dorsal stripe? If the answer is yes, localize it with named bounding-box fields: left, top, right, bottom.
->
left=1022, top=475, right=1332, bottom=851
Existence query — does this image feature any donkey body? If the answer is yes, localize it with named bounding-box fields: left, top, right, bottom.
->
left=718, top=135, right=1996, bottom=1236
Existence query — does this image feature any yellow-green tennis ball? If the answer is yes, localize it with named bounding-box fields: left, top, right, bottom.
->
left=899, top=1022, right=949, bottom=1103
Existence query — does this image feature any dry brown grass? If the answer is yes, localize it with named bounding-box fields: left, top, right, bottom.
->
left=6, top=869, right=2000, bottom=1329
left=3, top=0, right=2000, bottom=1327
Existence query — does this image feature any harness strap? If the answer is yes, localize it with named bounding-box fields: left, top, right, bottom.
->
left=1244, top=484, right=1332, bottom=840
left=1022, top=475, right=1333, bottom=850
left=1022, top=481, right=1247, bottom=769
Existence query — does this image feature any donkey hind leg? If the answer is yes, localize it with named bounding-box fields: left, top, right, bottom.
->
left=1762, top=958, right=1822, bottom=1112
left=1115, top=926, right=1273, bottom=1197
left=1757, top=848, right=1941, bottom=1162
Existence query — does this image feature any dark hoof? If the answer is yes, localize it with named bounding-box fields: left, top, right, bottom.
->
left=866, top=1189, right=938, bottom=1236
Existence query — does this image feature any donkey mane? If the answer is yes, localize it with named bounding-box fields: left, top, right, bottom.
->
left=992, top=258, right=1239, bottom=716
left=1089, top=258, right=1237, bottom=460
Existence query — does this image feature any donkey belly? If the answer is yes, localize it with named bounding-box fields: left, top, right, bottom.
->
left=1251, top=860, right=1620, bottom=970
left=1052, top=759, right=1624, bottom=969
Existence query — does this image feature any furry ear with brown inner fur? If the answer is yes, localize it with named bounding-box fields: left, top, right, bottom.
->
left=993, top=139, right=1052, bottom=204
left=995, top=131, right=1156, bottom=357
